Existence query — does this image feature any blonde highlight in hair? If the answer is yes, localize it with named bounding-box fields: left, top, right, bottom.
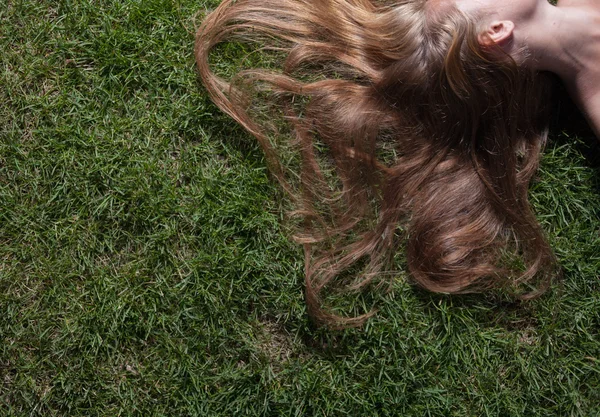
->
left=195, top=0, right=557, bottom=328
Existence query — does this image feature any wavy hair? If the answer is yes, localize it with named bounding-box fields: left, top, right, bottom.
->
left=195, top=0, right=557, bottom=327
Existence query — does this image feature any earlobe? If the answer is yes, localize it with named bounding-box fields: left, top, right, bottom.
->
left=478, top=20, right=515, bottom=47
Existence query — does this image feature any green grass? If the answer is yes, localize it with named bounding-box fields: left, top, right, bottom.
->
left=1, top=0, right=599, bottom=415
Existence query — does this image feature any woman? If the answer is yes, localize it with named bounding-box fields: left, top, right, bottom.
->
left=195, top=0, right=593, bottom=327
left=455, top=0, right=600, bottom=136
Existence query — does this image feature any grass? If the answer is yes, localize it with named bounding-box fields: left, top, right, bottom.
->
left=0, top=0, right=599, bottom=415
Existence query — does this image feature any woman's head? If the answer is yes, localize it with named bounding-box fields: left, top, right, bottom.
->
left=195, top=0, right=557, bottom=327
left=374, top=1, right=538, bottom=144
left=453, top=0, right=553, bottom=65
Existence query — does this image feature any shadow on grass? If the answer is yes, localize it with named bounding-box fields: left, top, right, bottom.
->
left=414, top=289, right=543, bottom=331
left=552, top=85, right=600, bottom=174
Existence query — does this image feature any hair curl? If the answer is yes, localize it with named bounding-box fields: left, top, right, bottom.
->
left=195, top=0, right=558, bottom=327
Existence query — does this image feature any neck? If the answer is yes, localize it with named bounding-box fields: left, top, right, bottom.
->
left=517, top=2, right=586, bottom=83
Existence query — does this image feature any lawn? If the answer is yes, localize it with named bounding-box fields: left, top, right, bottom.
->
left=0, top=0, right=599, bottom=416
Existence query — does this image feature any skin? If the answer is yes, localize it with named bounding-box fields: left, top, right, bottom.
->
left=456, top=0, right=600, bottom=139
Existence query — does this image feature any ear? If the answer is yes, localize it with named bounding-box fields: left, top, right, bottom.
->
left=479, top=20, right=515, bottom=47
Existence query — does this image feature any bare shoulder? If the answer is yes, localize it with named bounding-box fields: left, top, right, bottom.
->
left=557, top=0, right=595, bottom=7
left=557, top=0, right=600, bottom=12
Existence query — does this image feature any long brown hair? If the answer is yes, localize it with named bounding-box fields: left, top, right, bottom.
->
left=195, top=0, right=557, bottom=327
